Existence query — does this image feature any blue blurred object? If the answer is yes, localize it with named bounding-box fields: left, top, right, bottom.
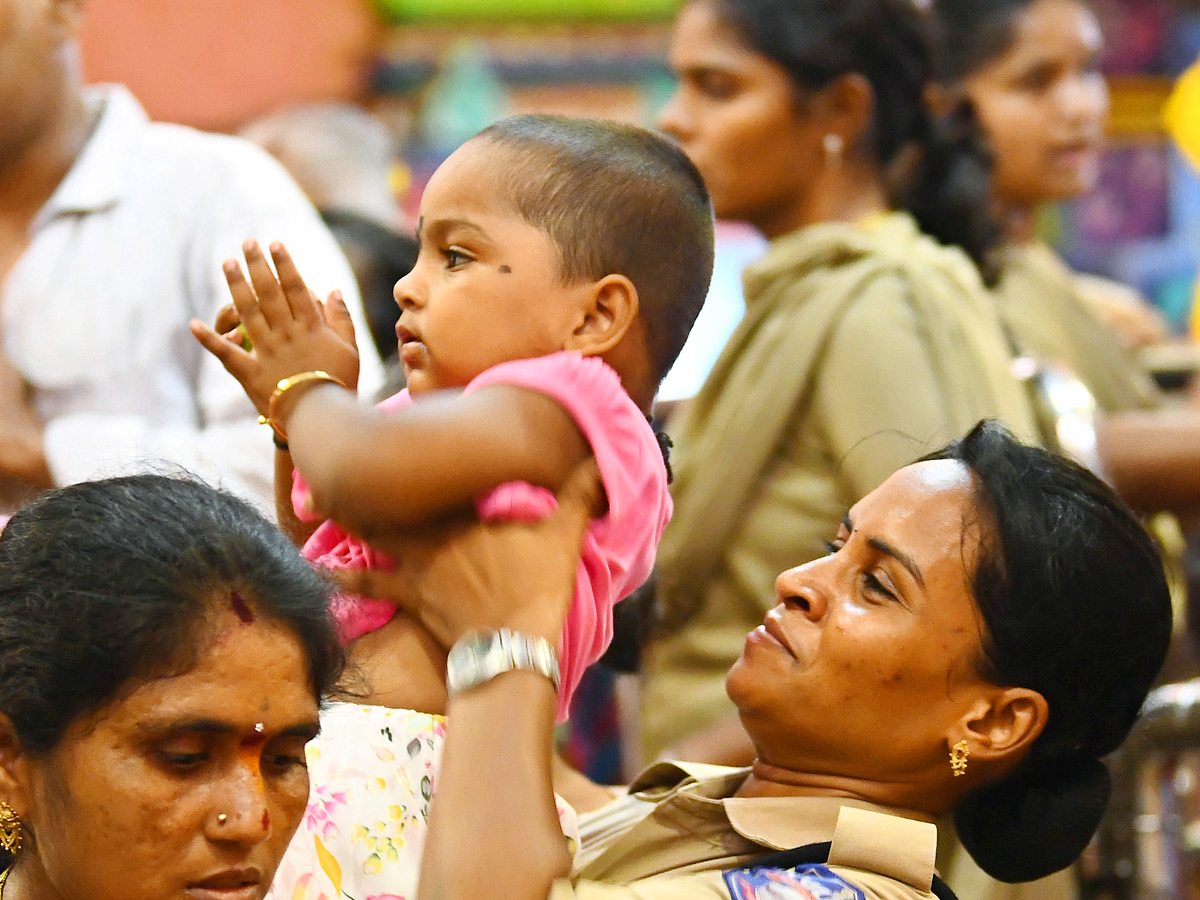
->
left=563, top=665, right=623, bottom=785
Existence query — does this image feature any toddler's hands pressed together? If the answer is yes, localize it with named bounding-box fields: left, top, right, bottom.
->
left=190, top=240, right=361, bottom=422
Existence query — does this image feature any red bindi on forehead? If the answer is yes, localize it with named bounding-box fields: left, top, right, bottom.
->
left=230, top=592, right=254, bottom=624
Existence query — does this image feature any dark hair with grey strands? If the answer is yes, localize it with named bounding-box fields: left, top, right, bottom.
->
left=473, top=114, right=715, bottom=383
left=0, top=475, right=343, bottom=759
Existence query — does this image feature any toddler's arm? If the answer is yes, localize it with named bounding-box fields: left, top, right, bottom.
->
left=274, top=449, right=318, bottom=548
left=192, top=240, right=592, bottom=539
left=203, top=285, right=331, bottom=547
left=284, top=382, right=590, bottom=537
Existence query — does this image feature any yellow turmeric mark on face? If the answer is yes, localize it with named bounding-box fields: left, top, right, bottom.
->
left=239, top=737, right=265, bottom=794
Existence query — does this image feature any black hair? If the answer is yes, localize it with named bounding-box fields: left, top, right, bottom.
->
left=705, top=0, right=1001, bottom=278
left=0, top=475, right=343, bottom=759
left=931, top=0, right=1036, bottom=84
left=924, top=421, right=1172, bottom=883
left=321, top=208, right=419, bottom=366
left=473, top=114, right=715, bottom=384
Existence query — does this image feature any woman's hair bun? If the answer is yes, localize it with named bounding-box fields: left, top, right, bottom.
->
left=953, top=756, right=1111, bottom=883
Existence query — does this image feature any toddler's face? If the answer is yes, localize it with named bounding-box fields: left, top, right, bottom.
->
left=393, top=140, right=593, bottom=395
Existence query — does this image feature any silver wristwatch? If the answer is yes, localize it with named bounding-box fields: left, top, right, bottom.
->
left=446, top=628, right=561, bottom=696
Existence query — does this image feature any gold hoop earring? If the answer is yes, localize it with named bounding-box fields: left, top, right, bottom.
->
left=0, top=802, right=22, bottom=855
left=950, top=740, right=969, bottom=778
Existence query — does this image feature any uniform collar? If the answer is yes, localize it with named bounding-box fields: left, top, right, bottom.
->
left=35, top=84, right=146, bottom=228
left=629, top=761, right=938, bottom=892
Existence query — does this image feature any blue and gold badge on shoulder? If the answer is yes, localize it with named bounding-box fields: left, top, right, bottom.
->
left=723, top=863, right=866, bottom=900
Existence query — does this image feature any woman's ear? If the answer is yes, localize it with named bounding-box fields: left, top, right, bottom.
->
left=566, top=274, right=639, bottom=357
left=814, top=72, right=875, bottom=151
left=954, top=687, right=1050, bottom=775
left=0, top=713, right=34, bottom=819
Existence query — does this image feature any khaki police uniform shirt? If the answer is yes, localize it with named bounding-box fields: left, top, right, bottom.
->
left=551, top=763, right=941, bottom=900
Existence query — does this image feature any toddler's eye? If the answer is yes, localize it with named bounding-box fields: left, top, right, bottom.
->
left=442, top=248, right=470, bottom=269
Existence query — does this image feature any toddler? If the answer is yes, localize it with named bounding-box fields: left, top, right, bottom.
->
left=192, top=114, right=714, bottom=899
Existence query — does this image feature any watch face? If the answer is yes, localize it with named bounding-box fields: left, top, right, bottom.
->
left=447, top=629, right=560, bottom=695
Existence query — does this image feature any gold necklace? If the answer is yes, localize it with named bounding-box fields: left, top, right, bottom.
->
left=0, top=866, right=10, bottom=897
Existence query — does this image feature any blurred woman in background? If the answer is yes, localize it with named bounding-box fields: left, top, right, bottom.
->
left=932, top=4, right=1200, bottom=895
left=935, top=0, right=1200, bottom=515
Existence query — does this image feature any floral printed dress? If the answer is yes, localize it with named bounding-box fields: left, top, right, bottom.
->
left=271, top=703, right=578, bottom=900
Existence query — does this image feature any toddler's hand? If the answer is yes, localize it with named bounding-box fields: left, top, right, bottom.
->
left=189, top=240, right=360, bottom=418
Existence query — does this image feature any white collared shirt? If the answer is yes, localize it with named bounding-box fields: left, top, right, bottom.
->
left=1, top=85, right=383, bottom=511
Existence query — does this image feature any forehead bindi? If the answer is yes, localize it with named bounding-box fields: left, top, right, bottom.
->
left=229, top=592, right=254, bottom=624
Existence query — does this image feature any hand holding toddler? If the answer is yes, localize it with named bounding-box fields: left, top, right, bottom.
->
left=334, top=458, right=603, bottom=647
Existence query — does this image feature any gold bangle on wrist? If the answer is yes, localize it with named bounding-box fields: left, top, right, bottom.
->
left=258, top=370, right=349, bottom=443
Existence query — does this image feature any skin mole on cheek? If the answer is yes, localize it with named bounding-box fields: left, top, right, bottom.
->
left=498, top=265, right=512, bottom=274
left=230, top=592, right=254, bottom=624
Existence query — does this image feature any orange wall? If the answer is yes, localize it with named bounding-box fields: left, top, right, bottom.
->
left=79, top=0, right=382, bottom=132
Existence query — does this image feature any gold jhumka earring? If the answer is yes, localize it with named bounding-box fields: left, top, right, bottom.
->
left=0, top=802, right=21, bottom=855
left=950, top=740, right=970, bottom=778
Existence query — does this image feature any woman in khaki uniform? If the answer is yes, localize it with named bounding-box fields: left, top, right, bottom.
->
left=354, top=422, right=1172, bottom=900
left=638, top=0, right=1035, bottom=765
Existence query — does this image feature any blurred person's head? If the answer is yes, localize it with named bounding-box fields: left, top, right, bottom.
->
left=0, top=474, right=342, bottom=900
left=240, top=103, right=401, bottom=227
left=0, top=0, right=84, bottom=170
left=933, top=0, right=1108, bottom=217
left=658, top=0, right=999, bottom=272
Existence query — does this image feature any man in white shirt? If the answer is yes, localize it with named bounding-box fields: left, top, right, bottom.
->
left=0, top=0, right=383, bottom=512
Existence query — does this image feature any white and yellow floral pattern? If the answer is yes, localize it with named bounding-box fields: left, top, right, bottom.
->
left=271, top=703, right=577, bottom=900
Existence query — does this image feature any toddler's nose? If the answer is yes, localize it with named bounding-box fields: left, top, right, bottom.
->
left=393, top=270, right=423, bottom=310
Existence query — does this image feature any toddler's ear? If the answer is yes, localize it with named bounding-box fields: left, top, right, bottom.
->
left=567, top=275, right=639, bottom=356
